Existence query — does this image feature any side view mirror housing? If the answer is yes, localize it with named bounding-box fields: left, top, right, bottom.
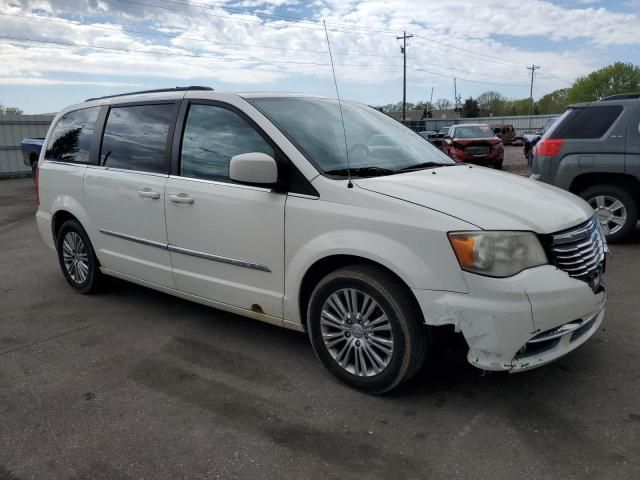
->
left=229, top=152, right=278, bottom=186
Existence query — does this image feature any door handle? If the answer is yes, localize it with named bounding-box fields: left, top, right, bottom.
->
left=138, top=189, right=160, bottom=200
left=168, top=193, right=195, bottom=204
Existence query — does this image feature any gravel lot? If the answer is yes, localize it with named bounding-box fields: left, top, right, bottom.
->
left=1, top=159, right=639, bottom=479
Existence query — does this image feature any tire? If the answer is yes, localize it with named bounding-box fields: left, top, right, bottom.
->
left=493, top=158, right=503, bottom=170
left=579, top=184, right=638, bottom=243
left=307, top=264, right=428, bottom=394
left=56, top=219, right=103, bottom=293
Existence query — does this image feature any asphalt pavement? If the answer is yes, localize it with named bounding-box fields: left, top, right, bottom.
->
left=1, top=157, right=639, bottom=479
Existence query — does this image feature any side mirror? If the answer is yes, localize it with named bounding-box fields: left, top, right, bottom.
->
left=229, top=152, right=278, bottom=186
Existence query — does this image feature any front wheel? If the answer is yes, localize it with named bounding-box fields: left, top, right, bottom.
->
left=580, top=185, right=638, bottom=243
left=307, top=265, right=427, bottom=394
left=56, top=219, right=103, bottom=293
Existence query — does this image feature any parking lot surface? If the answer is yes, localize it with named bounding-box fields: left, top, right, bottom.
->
left=1, top=153, right=639, bottom=480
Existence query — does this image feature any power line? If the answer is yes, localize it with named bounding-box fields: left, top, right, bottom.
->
left=411, top=67, right=529, bottom=87
left=411, top=34, right=530, bottom=68
left=0, top=12, right=400, bottom=58
left=162, top=0, right=406, bottom=35
left=0, top=35, right=404, bottom=68
left=114, top=0, right=400, bottom=37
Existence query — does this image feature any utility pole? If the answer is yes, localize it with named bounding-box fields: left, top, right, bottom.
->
left=527, top=64, right=540, bottom=129
left=454, top=77, right=460, bottom=118
left=429, top=86, right=434, bottom=106
left=397, top=31, right=413, bottom=123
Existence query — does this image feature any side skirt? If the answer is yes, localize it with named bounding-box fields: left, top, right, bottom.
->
left=99, top=267, right=305, bottom=332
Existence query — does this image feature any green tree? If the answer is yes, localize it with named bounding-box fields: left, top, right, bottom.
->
left=536, top=88, right=568, bottom=114
left=565, top=62, right=640, bottom=103
left=462, top=97, right=479, bottom=118
left=0, top=104, right=24, bottom=116
left=434, top=98, right=452, bottom=110
left=476, top=91, right=507, bottom=115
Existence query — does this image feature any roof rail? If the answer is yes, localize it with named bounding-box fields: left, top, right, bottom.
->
left=599, top=93, right=640, bottom=101
left=85, top=86, right=213, bottom=102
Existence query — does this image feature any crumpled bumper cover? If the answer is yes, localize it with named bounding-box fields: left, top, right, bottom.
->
left=412, top=265, right=606, bottom=372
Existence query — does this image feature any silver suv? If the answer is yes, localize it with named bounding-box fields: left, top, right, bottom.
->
left=530, top=93, right=640, bottom=242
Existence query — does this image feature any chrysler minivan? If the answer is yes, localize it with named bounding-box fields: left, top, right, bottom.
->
left=36, top=87, right=607, bottom=393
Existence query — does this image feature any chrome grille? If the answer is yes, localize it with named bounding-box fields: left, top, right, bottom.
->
left=551, top=216, right=606, bottom=281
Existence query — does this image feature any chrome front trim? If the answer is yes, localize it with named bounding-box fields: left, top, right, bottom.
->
left=167, top=244, right=271, bottom=272
left=99, top=229, right=167, bottom=249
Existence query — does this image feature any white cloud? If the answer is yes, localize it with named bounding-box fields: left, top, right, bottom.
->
left=0, top=0, right=638, bottom=99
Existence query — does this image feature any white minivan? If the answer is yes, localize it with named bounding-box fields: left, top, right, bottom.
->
left=36, top=87, right=607, bottom=393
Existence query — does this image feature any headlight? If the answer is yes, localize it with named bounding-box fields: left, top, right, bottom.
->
left=448, top=231, right=548, bottom=277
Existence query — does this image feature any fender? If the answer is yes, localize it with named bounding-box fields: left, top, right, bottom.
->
left=283, top=229, right=469, bottom=324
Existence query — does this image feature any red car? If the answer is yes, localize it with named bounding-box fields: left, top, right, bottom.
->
left=442, top=123, right=504, bottom=169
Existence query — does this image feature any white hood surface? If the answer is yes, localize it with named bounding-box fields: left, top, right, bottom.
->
left=356, top=165, right=593, bottom=233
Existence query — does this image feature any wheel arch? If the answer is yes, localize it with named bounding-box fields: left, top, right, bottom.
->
left=297, top=254, right=425, bottom=332
left=569, top=172, right=640, bottom=203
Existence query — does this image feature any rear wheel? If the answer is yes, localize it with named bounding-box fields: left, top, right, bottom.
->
left=580, top=184, right=638, bottom=243
left=307, top=265, right=428, bottom=394
left=56, top=219, right=103, bottom=293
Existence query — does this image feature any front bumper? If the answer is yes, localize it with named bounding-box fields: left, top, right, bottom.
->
left=413, top=265, right=606, bottom=371
left=451, top=150, right=503, bottom=165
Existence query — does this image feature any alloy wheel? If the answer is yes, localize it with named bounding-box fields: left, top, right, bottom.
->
left=62, top=231, right=89, bottom=284
left=320, top=288, right=394, bottom=377
left=589, top=195, right=628, bottom=236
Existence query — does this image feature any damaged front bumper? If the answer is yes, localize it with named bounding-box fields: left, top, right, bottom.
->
left=413, top=265, right=606, bottom=372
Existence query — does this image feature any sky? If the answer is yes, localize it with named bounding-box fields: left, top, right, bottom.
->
left=0, top=0, right=639, bottom=114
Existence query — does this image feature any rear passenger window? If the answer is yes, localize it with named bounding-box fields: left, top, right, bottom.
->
left=101, top=104, right=174, bottom=173
left=551, top=105, right=623, bottom=139
left=180, top=104, right=273, bottom=182
left=45, top=107, right=100, bottom=164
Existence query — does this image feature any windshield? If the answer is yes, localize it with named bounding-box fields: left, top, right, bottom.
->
left=452, top=125, right=495, bottom=139
left=250, top=97, right=455, bottom=176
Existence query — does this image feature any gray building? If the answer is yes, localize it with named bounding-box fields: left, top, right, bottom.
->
left=0, top=113, right=55, bottom=178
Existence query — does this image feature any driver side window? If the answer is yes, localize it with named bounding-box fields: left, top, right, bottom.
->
left=180, top=104, right=274, bottom=183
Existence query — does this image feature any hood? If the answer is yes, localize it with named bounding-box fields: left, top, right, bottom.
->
left=355, top=165, right=593, bottom=233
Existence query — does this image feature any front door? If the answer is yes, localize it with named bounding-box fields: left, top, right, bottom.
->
left=84, top=102, right=177, bottom=288
left=164, top=102, right=286, bottom=318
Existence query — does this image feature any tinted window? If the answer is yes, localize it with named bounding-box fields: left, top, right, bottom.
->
left=180, top=104, right=273, bottom=182
left=45, top=107, right=100, bottom=163
left=551, top=105, right=623, bottom=139
left=101, top=104, right=174, bottom=173
left=453, top=125, right=494, bottom=139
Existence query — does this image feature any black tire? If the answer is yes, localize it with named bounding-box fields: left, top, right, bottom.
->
left=56, top=219, right=103, bottom=294
left=307, top=264, right=428, bottom=394
left=493, top=158, right=503, bottom=170
left=579, top=184, right=638, bottom=243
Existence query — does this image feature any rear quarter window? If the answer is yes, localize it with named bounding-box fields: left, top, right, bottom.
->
left=45, top=107, right=100, bottom=164
left=551, top=105, right=623, bottom=139
left=100, top=103, right=174, bottom=174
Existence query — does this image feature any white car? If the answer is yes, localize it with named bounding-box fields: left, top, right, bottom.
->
left=36, top=87, right=607, bottom=393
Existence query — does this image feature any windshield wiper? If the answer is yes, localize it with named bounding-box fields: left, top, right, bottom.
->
left=396, top=162, right=456, bottom=172
left=325, top=166, right=396, bottom=178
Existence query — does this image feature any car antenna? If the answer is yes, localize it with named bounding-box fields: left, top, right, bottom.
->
left=323, top=20, right=353, bottom=188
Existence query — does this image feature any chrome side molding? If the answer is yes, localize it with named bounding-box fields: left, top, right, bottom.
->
left=98, top=229, right=271, bottom=272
